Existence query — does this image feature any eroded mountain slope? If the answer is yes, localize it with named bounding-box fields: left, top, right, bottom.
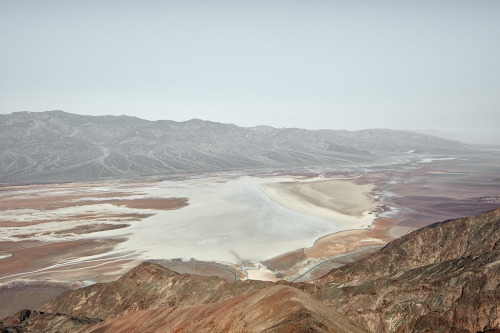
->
left=311, top=208, right=500, bottom=332
left=1, top=264, right=366, bottom=333
left=42, top=262, right=270, bottom=319
left=1, top=209, right=499, bottom=332
left=0, top=111, right=467, bottom=183
left=77, top=285, right=368, bottom=333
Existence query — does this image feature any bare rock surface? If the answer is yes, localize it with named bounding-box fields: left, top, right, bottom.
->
left=1, top=208, right=499, bottom=332
left=0, top=309, right=101, bottom=333
left=42, top=262, right=271, bottom=319
left=3, top=264, right=365, bottom=332
left=312, top=208, right=500, bottom=332
left=78, top=285, right=367, bottom=333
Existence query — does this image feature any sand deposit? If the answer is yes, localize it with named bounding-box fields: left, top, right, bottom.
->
left=111, top=175, right=379, bottom=265
left=0, top=174, right=381, bottom=285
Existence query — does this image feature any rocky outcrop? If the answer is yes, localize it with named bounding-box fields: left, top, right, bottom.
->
left=80, top=285, right=367, bottom=333
left=3, top=265, right=366, bottom=333
left=311, top=208, right=500, bottom=332
left=42, top=262, right=271, bottom=319
left=0, top=309, right=101, bottom=333
left=1, top=209, right=499, bottom=332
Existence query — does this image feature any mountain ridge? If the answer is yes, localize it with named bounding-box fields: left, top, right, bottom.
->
left=1, top=208, right=498, bottom=332
left=309, top=208, right=500, bottom=332
left=0, top=111, right=467, bottom=183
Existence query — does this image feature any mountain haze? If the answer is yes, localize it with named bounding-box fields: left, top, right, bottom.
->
left=0, top=111, right=467, bottom=183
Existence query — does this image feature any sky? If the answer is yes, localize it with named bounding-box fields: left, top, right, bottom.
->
left=1, top=1, right=499, bottom=143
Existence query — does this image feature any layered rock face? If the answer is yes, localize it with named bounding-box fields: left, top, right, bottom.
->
left=1, top=209, right=499, bottom=332
left=312, top=208, right=500, bottom=332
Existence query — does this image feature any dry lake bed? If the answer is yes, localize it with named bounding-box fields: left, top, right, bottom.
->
left=1, top=151, right=499, bottom=318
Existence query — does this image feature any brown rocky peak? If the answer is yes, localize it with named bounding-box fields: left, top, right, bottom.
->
left=121, top=261, right=178, bottom=277
left=42, top=261, right=271, bottom=320
left=1, top=209, right=499, bottom=332
left=317, top=208, right=500, bottom=286
left=2, top=267, right=366, bottom=332
left=84, top=285, right=368, bottom=333
left=310, top=208, right=500, bottom=332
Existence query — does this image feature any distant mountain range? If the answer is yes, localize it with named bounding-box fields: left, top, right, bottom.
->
left=0, top=111, right=468, bottom=183
left=2, top=208, right=498, bottom=332
left=414, top=129, right=500, bottom=145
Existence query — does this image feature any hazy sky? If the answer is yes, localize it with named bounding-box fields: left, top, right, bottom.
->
left=1, top=1, right=499, bottom=142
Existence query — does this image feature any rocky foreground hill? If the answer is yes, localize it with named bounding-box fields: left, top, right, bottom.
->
left=1, top=208, right=499, bottom=332
left=0, top=111, right=467, bottom=183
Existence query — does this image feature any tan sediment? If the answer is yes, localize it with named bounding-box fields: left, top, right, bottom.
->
left=0, top=174, right=386, bottom=285
left=247, top=265, right=281, bottom=282
left=305, top=218, right=396, bottom=258
left=0, top=221, right=48, bottom=227
left=28, top=259, right=138, bottom=282
left=0, top=238, right=127, bottom=282
left=0, top=191, right=139, bottom=211
left=156, top=260, right=244, bottom=281
left=262, top=249, right=307, bottom=272
left=0, top=284, right=70, bottom=319
left=0, top=213, right=154, bottom=228
left=259, top=178, right=376, bottom=224
left=263, top=218, right=396, bottom=279
left=0, top=194, right=188, bottom=212
left=50, top=223, right=130, bottom=235
left=0, top=240, right=42, bottom=253
left=258, top=177, right=388, bottom=280
left=0, top=182, right=191, bottom=291
left=99, top=197, right=188, bottom=210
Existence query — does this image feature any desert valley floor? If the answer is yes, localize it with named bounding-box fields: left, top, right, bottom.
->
left=1, top=151, right=500, bottom=318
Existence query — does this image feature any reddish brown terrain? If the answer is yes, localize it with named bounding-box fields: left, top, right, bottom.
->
left=310, top=208, right=500, bottom=332
left=1, top=208, right=499, bottom=332
left=1, top=152, right=499, bottom=331
left=0, top=182, right=193, bottom=319
left=380, top=157, right=500, bottom=231
left=262, top=154, right=500, bottom=281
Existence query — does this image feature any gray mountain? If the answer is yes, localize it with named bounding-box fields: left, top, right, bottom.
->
left=0, top=111, right=467, bottom=183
